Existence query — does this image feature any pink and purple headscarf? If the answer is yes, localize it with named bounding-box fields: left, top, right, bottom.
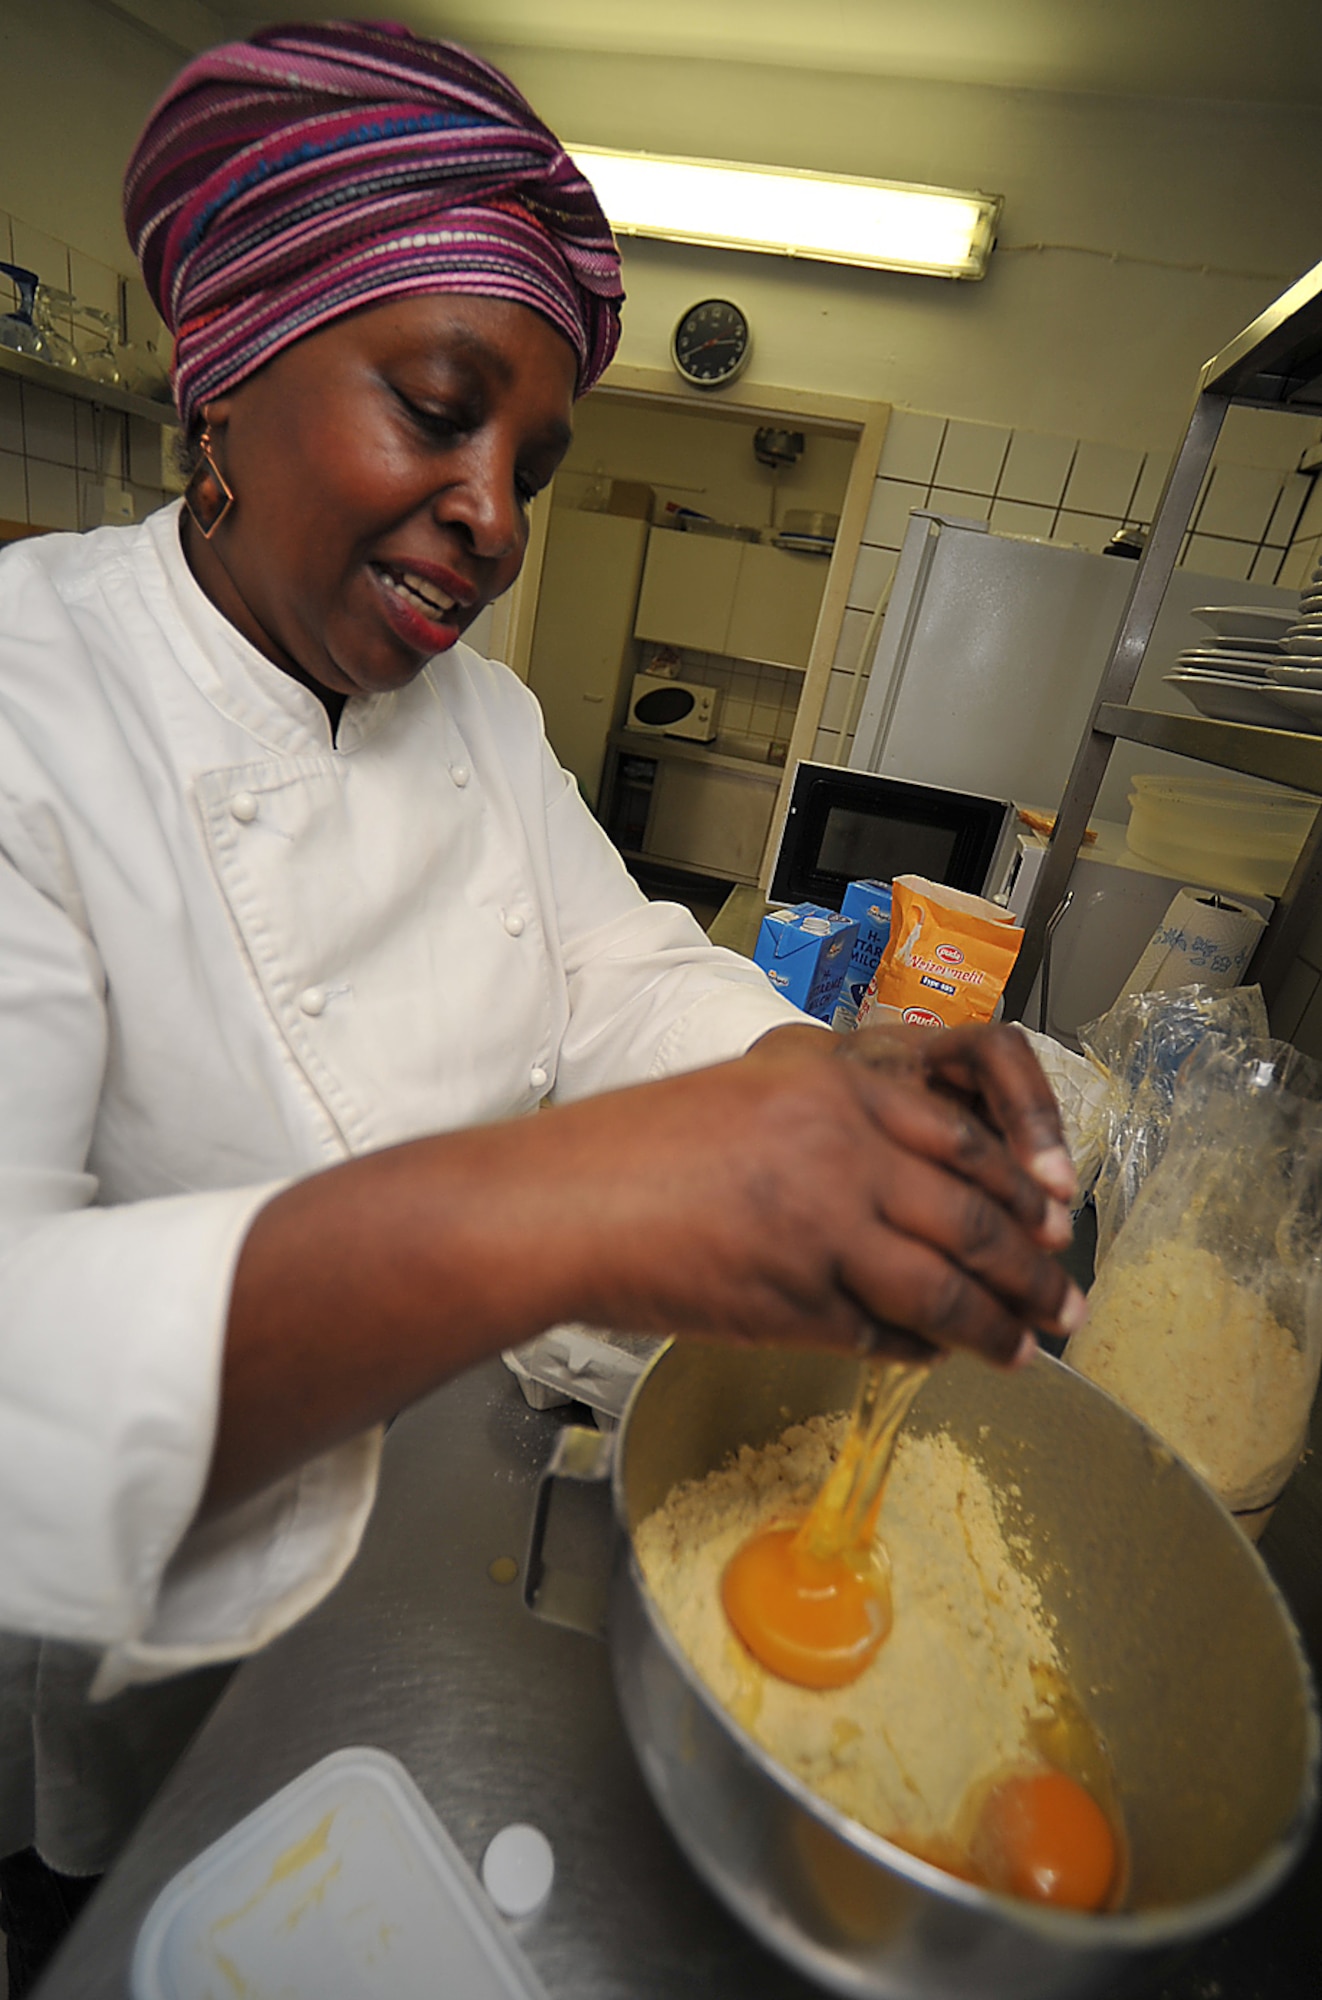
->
left=123, top=20, right=624, bottom=427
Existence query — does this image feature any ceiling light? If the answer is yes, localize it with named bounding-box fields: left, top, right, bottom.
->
left=567, top=147, right=1000, bottom=280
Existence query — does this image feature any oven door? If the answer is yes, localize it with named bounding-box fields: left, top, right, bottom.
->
left=770, top=763, right=1016, bottom=909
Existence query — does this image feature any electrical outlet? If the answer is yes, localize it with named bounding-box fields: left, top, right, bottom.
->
left=83, top=481, right=136, bottom=527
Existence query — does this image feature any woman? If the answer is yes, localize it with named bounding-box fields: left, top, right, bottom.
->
left=0, top=20, right=1083, bottom=1986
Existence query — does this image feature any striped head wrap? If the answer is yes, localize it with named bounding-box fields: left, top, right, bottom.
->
left=123, top=20, right=623, bottom=427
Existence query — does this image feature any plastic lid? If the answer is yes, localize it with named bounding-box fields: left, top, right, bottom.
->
left=130, top=1747, right=551, bottom=1999
left=1129, top=773, right=1315, bottom=809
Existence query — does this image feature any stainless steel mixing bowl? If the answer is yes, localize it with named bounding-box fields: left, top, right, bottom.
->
left=539, top=1341, right=1318, bottom=2000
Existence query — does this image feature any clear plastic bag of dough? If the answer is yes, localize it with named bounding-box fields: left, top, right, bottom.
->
left=1079, top=983, right=1268, bottom=1264
left=1065, top=1036, right=1322, bottom=1535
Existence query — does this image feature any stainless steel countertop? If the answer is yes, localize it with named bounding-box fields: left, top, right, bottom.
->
left=35, top=1358, right=1322, bottom=2000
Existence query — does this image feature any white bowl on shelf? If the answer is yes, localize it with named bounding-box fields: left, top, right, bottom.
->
left=1267, top=662, right=1322, bottom=689
left=1164, top=671, right=1301, bottom=729
left=1261, top=682, right=1322, bottom=730
left=1192, top=604, right=1297, bottom=640
left=1176, top=648, right=1275, bottom=677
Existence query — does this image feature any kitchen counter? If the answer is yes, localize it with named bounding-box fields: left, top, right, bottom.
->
left=34, top=1358, right=1322, bottom=2000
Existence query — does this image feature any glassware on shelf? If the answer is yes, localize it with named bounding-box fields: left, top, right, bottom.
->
left=119, top=333, right=171, bottom=401
left=0, top=263, right=46, bottom=357
left=76, top=307, right=125, bottom=387
left=31, top=286, right=84, bottom=374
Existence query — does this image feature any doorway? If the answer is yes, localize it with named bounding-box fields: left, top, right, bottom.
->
left=490, top=365, right=889, bottom=895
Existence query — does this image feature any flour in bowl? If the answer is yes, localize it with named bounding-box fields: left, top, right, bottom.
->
left=635, top=1414, right=1061, bottom=1852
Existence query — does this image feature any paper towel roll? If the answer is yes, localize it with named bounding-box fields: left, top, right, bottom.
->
left=1121, top=888, right=1266, bottom=997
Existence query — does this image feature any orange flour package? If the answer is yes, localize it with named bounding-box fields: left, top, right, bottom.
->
left=856, top=875, right=1024, bottom=1031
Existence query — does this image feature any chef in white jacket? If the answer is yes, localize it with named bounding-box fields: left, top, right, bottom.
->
left=0, top=22, right=1083, bottom=1985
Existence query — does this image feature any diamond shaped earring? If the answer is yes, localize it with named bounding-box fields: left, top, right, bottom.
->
left=183, top=424, right=234, bottom=539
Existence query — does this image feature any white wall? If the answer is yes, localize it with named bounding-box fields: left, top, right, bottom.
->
left=479, top=42, right=1322, bottom=455
left=5, top=4, right=1322, bottom=466
left=562, top=397, right=854, bottom=530
left=0, top=0, right=180, bottom=274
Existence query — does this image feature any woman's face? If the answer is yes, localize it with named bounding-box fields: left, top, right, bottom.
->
left=185, top=294, right=578, bottom=701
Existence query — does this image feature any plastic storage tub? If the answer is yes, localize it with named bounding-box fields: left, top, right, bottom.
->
left=131, top=1747, right=551, bottom=2000
left=1125, top=773, right=1318, bottom=897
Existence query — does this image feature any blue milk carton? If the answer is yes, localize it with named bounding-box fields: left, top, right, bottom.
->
left=832, top=880, right=894, bottom=1032
left=754, top=903, right=859, bottom=1022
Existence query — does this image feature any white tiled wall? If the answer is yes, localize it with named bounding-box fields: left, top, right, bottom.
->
left=638, top=640, right=801, bottom=756
left=1278, top=475, right=1322, bottom=594
left=812, top=404, right=1322, bottom=767
left=0, top=209, right=173, bottom=533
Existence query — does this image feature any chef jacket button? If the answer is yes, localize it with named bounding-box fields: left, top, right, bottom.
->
left=451, top=763, right=471, bottom=788
left=529, top=1064, right=549, bottom=1091
left=298, top=985, right=327, bottom=1017
left=503, top=911, right=526, bottom=937
left=229, top=791, right=258, bottom=823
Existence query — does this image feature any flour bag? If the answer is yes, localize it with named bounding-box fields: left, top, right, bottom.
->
left=856, top=875, right=1023, bottom=1031
left=1066, top=1037, right=1322, bottom=1537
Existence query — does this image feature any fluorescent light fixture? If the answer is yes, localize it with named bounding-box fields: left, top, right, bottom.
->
left=567, top=146, right=1000, bottom=280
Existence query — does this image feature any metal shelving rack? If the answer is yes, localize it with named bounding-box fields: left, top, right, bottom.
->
left=1004, top=255, right=1322, bottom=1023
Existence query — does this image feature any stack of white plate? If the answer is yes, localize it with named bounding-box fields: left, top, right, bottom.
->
left=1165, top=603, right=1304, bottom=729
left=1254, top=572, right=1322, bottom=731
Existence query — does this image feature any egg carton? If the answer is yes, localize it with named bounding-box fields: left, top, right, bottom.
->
left=502, top=1325, right=662, bottom=1429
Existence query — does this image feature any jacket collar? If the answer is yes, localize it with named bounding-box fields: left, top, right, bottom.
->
left=144, top=503, right=396, bottom=757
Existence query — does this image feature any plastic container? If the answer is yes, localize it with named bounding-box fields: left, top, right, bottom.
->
left=131, top=1747, right=551, bottom=1999
left=1124, top=773, right=1318, bottom=897
left=502, top=1324, right=661, bottom=1428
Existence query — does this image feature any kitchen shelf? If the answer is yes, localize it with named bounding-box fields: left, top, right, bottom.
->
left=1094, top=705, right=1322, bottom=794
left=1200, top=262, right=1322, bottom=412
left=1004, top=252, right=1322, bottom=1022
left=0, top=345, right=177, bottom=426
left=610, top=727, right=786, bottom=781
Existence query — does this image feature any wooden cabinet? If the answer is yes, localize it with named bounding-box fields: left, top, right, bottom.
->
left=632, top=527, right=826, bottom=670
left=526, top=509, right=650, bottom=807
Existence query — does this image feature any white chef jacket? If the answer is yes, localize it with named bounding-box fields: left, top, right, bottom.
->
left=0, top=502, right=799, bottom=1869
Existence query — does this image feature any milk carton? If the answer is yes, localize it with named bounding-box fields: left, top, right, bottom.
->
left=754, top=903, right=859, bottom=1022
left=832, top=880, right=895, bottom=1031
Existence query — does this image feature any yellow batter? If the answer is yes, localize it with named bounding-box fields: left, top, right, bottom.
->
left=635, top=1415, right=1061, bottom=1850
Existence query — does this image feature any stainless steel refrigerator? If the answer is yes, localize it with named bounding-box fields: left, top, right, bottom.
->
left=845, top=511, right=1297, bottom=1040
left=847, top=510, right=1298, bottom=822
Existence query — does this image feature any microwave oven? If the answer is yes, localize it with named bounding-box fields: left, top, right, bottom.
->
left=627, top=674, right=720, bottom=742
left=769, top=763, right=1018, bottom=911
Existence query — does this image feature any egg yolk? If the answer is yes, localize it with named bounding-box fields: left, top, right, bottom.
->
left=974, top=1769, right=1117, bottom=1911
left=720, top=1524, right=890, bottom=1689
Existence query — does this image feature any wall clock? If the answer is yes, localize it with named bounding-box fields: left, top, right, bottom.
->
left=670, top=298, right=751, bottom=389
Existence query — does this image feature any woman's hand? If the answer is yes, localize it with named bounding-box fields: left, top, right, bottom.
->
left=211, top=1020, right=1083, bottom=1514
left=753, top=1018, right=1078, bottom=1209
left=540, top=1024, right=1084, bottom=1367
